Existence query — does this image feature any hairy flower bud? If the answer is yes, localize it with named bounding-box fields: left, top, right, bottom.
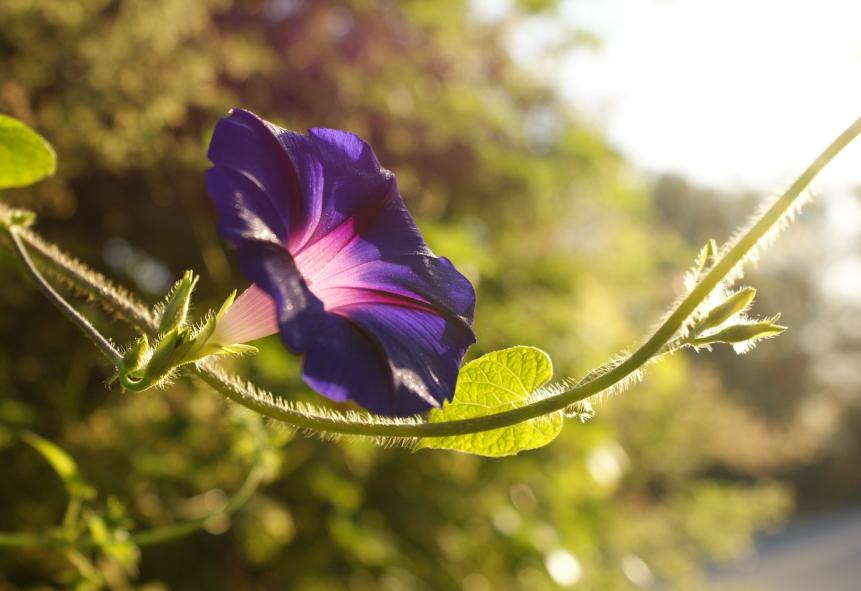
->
left=695, top=287, right=757, bottom=333
left=692, top=320, right=786, bottom=350
left=117, top=286, right=257, bottom=392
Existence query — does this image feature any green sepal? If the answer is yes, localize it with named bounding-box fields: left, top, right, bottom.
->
left=155, top=288, right=237, bottom=364
left=216, top=289, right=237, bottom=319
left=182, top=342, right=258, bottom=364
left=177, top=316, right=258, bottom=365
left=123, top=335, right=149, bottom=371
left=119, top=328, right=187, bottom=391
left=692, top=318, right=787, bottom=346
left=148, top=327, right=188, bottom=371
left=158, top=270, right=198, bottom=334
left=217, top=343, right=258, bottom=355
left=185, top=314, right=217, bottom=358
left=117, top=288, right=257, bottom=392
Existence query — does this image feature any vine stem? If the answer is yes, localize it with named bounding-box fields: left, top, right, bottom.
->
left=7, top=227, right=122, bottom=365
left=2, top=114, right=860, bottom=438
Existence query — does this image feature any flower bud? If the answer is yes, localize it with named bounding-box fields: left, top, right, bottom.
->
left=117, top=290, right=257, bottom=392
left=158, top=271, right=198, bottom=334
left=122, top=335, right=149, bottom=371
left=118, top=329, right=185, bottom=391
left=695, top=287, right=756, bottom=333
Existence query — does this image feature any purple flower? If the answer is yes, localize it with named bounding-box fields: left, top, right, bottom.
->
left=204, top=109, right=476, bottom=416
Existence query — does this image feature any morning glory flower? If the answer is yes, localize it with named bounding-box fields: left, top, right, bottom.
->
left=204, top=109, right=476, bottom=416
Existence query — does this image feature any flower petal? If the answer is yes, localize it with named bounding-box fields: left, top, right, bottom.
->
left=207, top=110, right=298, bottom=241
left=297, top=127, right=398, bottom=249
left=212, top=285, right=278, bottom=346
left=204, top=166, right=287, bottom=245
left=300, top=314, right=396, bottom=411
left=210, top=109, right=398, bottom=253
left=293, top=184, right=475, bottom=322
left=313, top=254, right=476, bottom=323
left=206, top=109, right=477, bottom=416
left=231, top=239, right=325, bottom=353
left=337, top=303, right=476, bottom=416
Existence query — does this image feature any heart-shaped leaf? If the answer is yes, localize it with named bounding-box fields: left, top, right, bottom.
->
left=416, top=346, right=562, bottom=457
left=0, top=114, right=56, bottom=190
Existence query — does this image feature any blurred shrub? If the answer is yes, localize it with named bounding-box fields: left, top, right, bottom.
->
left=0, top=1, right=805, bottom=589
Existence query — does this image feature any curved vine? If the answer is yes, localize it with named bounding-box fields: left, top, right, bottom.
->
left=2, top=113, right=860, bottom=440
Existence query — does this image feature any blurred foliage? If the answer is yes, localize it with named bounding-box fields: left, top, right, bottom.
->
left=652, top=175, right=861, bottom=508
left=4, top=0, right=852, bottom=588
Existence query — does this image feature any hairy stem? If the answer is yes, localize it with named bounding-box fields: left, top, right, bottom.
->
left=2, top=114, right=860, bottom=438
left=7, top=228, right=122, bottom=364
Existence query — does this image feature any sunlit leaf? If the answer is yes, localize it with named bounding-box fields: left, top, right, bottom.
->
left=416, top=346, right=562, bottom=457
left=0, top=114, right=56, bottom=190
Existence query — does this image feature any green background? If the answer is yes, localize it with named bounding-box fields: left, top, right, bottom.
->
left=1, top=1, right=858, bottom=589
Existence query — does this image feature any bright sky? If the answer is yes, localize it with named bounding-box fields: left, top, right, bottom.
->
left=477, top=0, right=861, bottom=188
left=473, top=0, right=861, bottom=298
left=554, top=0, right=861, bottom=193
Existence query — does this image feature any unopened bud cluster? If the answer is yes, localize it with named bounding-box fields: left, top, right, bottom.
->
left=114, top=271, right=256, bottom=391
left=685, top=240, right=787, bottom=352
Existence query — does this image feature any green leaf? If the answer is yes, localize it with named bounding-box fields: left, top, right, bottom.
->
left=0, top=114, right=56, bottom=190
left=20, top=430, right=95, bottom=499
left=416, top=346, right=562, bottom=457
